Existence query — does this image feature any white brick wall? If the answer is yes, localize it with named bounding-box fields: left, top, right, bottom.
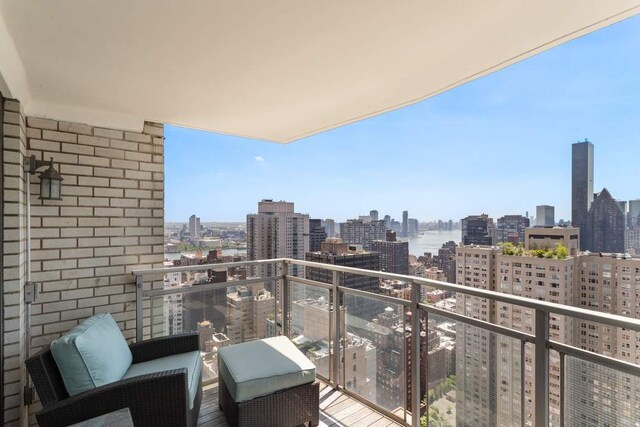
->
left=25, top=117, right=165, bottom=348
left=1, top=109, right=165, bottom=426
left=2, top=99, right=28, bottom=426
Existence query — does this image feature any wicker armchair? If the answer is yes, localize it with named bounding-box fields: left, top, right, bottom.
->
left=26, top=333, right=202, bottom=427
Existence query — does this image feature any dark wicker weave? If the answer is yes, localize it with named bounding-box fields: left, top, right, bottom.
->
left=219, top=375, right=319, bottom=427
left=26, top=332, right=202, bottom=427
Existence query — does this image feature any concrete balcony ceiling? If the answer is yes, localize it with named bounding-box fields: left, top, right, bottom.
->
left=1, top=1, right=639, bottom=143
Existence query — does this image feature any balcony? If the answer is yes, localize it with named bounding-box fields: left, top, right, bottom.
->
left=133, top=258, right=640, bottom=427
left=2, top=3, right=640, bottom=426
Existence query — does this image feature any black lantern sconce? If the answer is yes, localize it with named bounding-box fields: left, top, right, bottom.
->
left=27, top=155, right=63, bottom=200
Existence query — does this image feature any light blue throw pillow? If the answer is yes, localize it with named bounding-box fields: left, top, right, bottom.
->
left=50, top=313, right=132, bottom=396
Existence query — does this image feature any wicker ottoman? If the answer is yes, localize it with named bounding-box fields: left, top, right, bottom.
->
left=218, top=336, right=319, bottom=427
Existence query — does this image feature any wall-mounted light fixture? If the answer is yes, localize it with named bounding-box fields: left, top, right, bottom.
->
left=27, top=155, right=63, bottom=200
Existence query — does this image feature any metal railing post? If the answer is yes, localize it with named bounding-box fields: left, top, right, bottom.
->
left=411, top=281, right=421, bottom=427
left=521, top=339, right=526, bottom=427
left=332, top=270, right=341, bottom=389
left=135, top=274, right=144, bottom=342
left=559, top=352, right=565, bottom=427
left=534, top=309, right=549, bottom=427
left=282, top=260, right=290, bottom=337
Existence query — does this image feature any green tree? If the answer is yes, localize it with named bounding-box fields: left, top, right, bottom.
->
left=555, top=244, right=568, bottom=259
left=500, top=242, right=516, bottom=256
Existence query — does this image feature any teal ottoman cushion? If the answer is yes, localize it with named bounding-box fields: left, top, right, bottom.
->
left=122, top=350, right=202, bottom=409
left=50, top=313, right=132, bottom=396
left=218, top=336, right=316, bottom=402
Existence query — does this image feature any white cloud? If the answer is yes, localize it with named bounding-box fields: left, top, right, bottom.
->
left=254, top=156, right=265, bottom=162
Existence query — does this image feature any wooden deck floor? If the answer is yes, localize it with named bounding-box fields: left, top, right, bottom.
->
left=197, top=381, right=404, bottom=426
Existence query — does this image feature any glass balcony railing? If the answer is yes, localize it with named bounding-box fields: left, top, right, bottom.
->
left=133, top=259, right=640, bottom=427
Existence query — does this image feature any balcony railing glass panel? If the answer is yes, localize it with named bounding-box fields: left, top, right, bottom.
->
left=132, top=258, right=640, bottom=427
left=289, top=281, right=331, bottom=380
left=150, top=266, right=278, bottom=384
left=344, top=291, right=406, bottom=416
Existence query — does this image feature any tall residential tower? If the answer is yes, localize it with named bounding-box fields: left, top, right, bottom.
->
left=571, top=141, right=594, bottom=249
left=188, top=214, right=201, bottom=240
left=246, top=199, right=309, bottom=279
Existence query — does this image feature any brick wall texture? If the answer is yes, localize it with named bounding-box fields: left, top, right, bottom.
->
left=2, top=97, right=165, bottom=426
left=3, top=99, right=29, bottom=426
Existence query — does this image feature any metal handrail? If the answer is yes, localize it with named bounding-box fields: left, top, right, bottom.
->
left=144, top=276, right=275, bottom=298
left=132, top=257, right=284, bottom=276
left=133, top=257, right=640, bottom=427
left=135, top=257, right=640, bottom=333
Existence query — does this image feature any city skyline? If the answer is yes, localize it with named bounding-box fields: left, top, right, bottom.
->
left=165, top=15, right=640, bottom=223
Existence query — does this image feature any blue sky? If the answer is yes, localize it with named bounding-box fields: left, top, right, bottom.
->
left=166, top=15, right=640, bottom=223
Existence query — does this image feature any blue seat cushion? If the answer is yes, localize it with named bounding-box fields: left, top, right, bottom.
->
left=50, top=313, right=132, bottom=396
left=218, top=336, right=316, bottom=403
left=122, top=350, right=202, bottom=409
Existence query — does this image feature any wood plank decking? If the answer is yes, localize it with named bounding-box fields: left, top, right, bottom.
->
left=197, top=381, right=404, bottom=426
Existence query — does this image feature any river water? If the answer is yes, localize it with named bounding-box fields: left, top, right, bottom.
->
left=402, top=229, right=461, bottom=257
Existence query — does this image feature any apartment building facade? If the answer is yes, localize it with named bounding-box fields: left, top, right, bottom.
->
left=456, top=227, right=640, bottom=426
left=339, top=219, right=386, bottom=250
left=246, top=199, right=309, bottom=279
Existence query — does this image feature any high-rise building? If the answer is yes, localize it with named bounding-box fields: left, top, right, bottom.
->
left=306, top=240, right=380, bottom=294
left=383, top=215, right=392, bottom=230
left=567, top=253, right=640, bottom=426
left=306, top=240, right=381, bottom=320
left=572, top=140, right=594, bottom=249
left=309, top=219, right=327, bottom=252
left=455, top=245, right=499, bottom=426
left=291, top=297, right=375, bottom=400
left=370, top=210, right=379, bottom=221
left=461, top=214, right=495, bottom=246
left=434, top=241, right=457, bottom=283
left=365, top=307, right=429, bottom=413
left=408, top=218, right=419, bottom=236
left=628, top=200, right=640, bottom=254
left=536, top=205, right=555, bottom=226
left=496, top=215, right=529, bottom=244
left=189, top=214, right=201, bottom=239
left=321, top=218, right=336, bottom=238
left=339, top=219, right=386, bottom=250
left=401, top=210, right=409, bottom=237
left=226, top=282, right=274, bottom=344
left=367, top=307, right=404, bottom=411
left=246, top=199, right=309, bottom=279
left=163, top=261, right=184, bottom=336
left=627, top=228, right=640, bottom=254
left=456, top=227, right=640, bottom=426
left=358, top=215, right=373, bottom=223
left=629, top=200, right=640, bottom=228
left=618, top=200, right=628, bottom=223
left=586, top=188, right=626, bottom=253
left=181, top=269, right=228, bottom=334
left=371, top=240, right=409, bottom=275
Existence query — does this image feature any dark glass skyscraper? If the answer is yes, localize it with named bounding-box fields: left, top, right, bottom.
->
left=305, top=240, right=381, bottom=321
left=371, top=239, right=409, bottom=274
left=461, top=214, right=495, bottom=245
left=309, top=218, right=327, bottom=252
left=587, top=188, right=626, bottom=253
left=496, top=215, right=529, bottom=244
left=572, top=141, right=594, bottom=250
